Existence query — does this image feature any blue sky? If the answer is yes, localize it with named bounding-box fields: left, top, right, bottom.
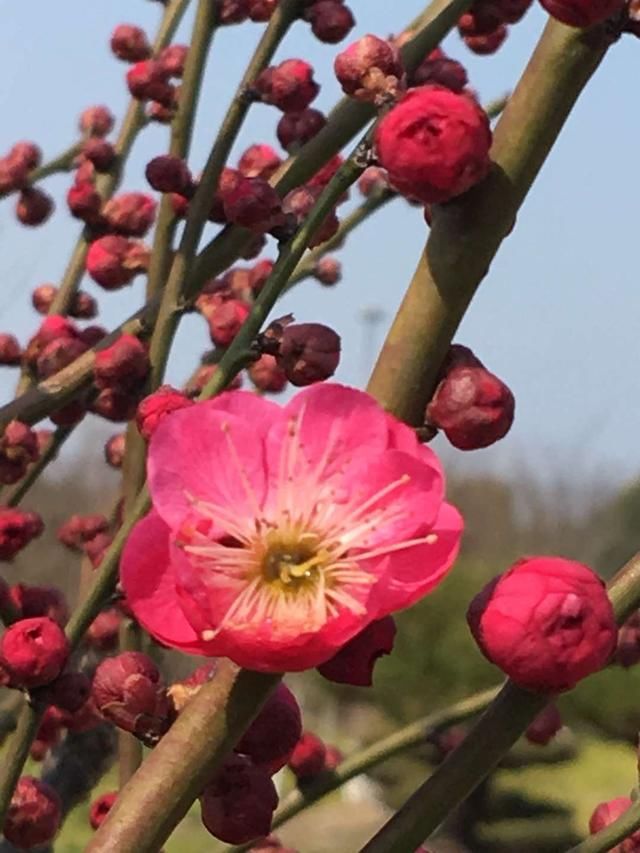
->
left=0, top=0, right=638, bottom=486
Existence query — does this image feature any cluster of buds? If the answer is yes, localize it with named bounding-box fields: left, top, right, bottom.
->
left=425, top=344, right=515, bottom=450
left=9, top=582, right=69, bottom=626
left=0, top=507, right=44, bottom=560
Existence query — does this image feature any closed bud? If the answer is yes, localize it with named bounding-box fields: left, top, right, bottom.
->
left=313, top=257, right=341, bottom=286
left=223, top=177, right=285, bottom=233
left=254, top=60, right=319, bottom=112
left=248, top=0, right=278, bottom=20
left=43, top=671, right=92, bottom=713
left=16, top=188, right=53, bottom=226
left=79, top=105, right=115, bottom=137
left=277, top=108, right=326, bottom=151
left=426, top=344, right=514, bottom=450
left=0, top=421, right=39, bottom=485
left=105, top=433, right=126, bottom=468
left=157, top=44, right=188, bottom=77
left=220, top=0, right=251, bottom=24
left=288, top=731, right=327, bottom=782
left=238, top=144, right=281, bottom=179
left=463, top=27, right=507, bottom=54
left=94, top=334, right=149, bottom=391
left=616, top=611, right=640, bottom=668
left=103, top=192, right=157, bottom=237
left=110, top=24, right=151, bottom=62
left=0, top=508, right=43, bottom=560
left=9, top=142, right=41, bottom=171
left=200, top=755, right=279, bottom=844
left=411, top=48, right=468, bottom=92
left=92, top=651, right=171, bottom=743
left=277, top=323, right=341, bottom=386
left=36, top=335, right=88, bottom=380
left=86, top=235, right=150, bottom=289
left=305, top=1, right=355, bottom=43
left=31, top=284, right=57, bottom=315
left=145, top=154, right=193, bottom=195
left=90, top=387, right=140, bottom=422
left=79, top=324, right=107, bottom=347
left=0, top=333, right=22, bottom=366
left=200, top=295, right=251, bottom=347
left=283, top=185, right=339, bottom=247
left=334, top=35, right=404, bottom=103
left=235, top=683, right=302, bottom=774
left=89, top=792, right=117, bottom=830
left=589, top=797, right=640, bottom=848
left=126, top=60, right=175, bottom=106
left=467, top=557, right=617, bottom=692
left=85, top=609, right=121, bottom=650
left=0, top=617, right=69, bottom=688
left=184, top=363, right=243, bottom=396
left=81, top=138, right=116, bottom=172
left=57, top=514, right=109, bottom=551
left=10, top=583, right=68, bottom=626
left=0, top=157, right=28, bottom=194
left=525, top=703, right=563, bottom=746
left=4, top=777, right=61, bottom=849
left=317, top=616, right=396, bottom=686
left=136, top=385, right=194, bottom=440
left=539, top=0, right=623, bottom=27
left=248, top=355, right=287, bottom=394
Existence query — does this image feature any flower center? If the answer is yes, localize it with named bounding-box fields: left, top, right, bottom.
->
left=261, top=531, right=329, bottom=591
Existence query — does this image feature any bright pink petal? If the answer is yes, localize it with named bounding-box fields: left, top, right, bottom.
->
left=206, top=389, right=281, bottom=434
left=340, top=449, right=444, bottom=549
left=120, top=510, right=217, bottom=654
left=148, top=402, right=276, bottom=531
left=265, top=383, right=392, bottom=490
left=369, top=502, right=463, bottom=615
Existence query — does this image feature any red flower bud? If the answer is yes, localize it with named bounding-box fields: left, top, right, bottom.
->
left=200, top=755, right=279, bottom=844
left=92, top=651, right=171, bottom=743
left=9, top=142, right=41, bottom=171
left=277, top=108, right=326, bottom=152
left=248, top=355, right=287, bottom=394
left=4, top=777, right=61, bottom=849
left=249, top=259, right=274, bottom=294
left=16, top=188, right=53, bottom=226
left=334, top=35, right=404, bottom=102
left=538, top=0, right=623, bottom=26
left=86, top=609, right=121, bottom=650
left=79, top=324, right=107, bottom=347
left=81, top=138, right=116, bottom=172
left=254, top=60, right=320, bottom=112
left=288, top=731, right=327, bottom=782
left=220, top=0, right=251, bottom=24
left=147, top=99, right=177, bottom=123
left=202, top=295, right=251, bottom=347
left=157, top=44, right=189, bottom=77
left=307, top=154, right=345, bottom=192
left=317, top=616, right=397, bottom=686
left=110, top=24, right=151, bottom=62
left=463, top=27, right=508, bottom=54
left=0, top=157, right=28, bottom=194
left=525, top=703, right=563, bottom=746
left=467, top=557, right=617, bottom=692
left=184, top=363, right=243, bottom=396
left=426, top=345, right=514, bottom=450
left=248, top=0, right=278, bottom=21
left=0, top=421, right=38, bottom=485
left=57, top=514, right=109, bottom=551
left=42, top=671, right=92, bottom=714
left=94, top=334, right=149, bottom=390
left=90, top=387, right=140, bottom=422
left=0, top=508, right=43, bottom=560
left=79, top=105, right=114, bottom=137
left=589, top=797, right=640, bottom=849
left=305, top=1, right=355, bottom=43
left=136, top=385, right=194, bottom=440
left=223, top=177, right=285, bottom=233
left=314, top=256, right=341, bottom=286
left=50, top=401, right=87, bottom=428
left=10, top=584, right=68, bottom=626
left=66, top=182, right=102, bottom=227
left=277, top=322, right=341, bottom=386
left=31, top=284, right=58, bottom=314
left=103, top=192, right=157, bottom=237
left=89, top=791, right=117, bottom=830
left=208, top=167, right=243, bottom=223
left=282, top=185, right=339, bottom=247
left=86, top=235, right=150, bottom=289
left=0, top=617, right=69, bottom=688
left=105, top=433, right=126, bottom=468
left=0, top=333, right=22, bottom=366
left=375, top=86, right=492, bottom=204
left=458, top=6, right=503, bottom=35
left=145, top=154, right=193, bottom=195
left=238, top=144, right=282, bottom=180
left=126, top=60, right=175, bottom=106
left=36, top=336, right=88, bottom=380
left=235, top=683, right=302, bottom=774
left=412, top=48, right=468, bottom=92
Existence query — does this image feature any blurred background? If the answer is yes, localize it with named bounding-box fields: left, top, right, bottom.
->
left=1, top=1, right=639, bottom=851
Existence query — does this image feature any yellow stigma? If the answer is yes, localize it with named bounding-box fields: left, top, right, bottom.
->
left=261, top=528, right=329, bottom=590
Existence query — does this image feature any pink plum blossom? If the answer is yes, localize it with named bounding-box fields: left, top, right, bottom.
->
left=121, top=384, right=462, bottom=672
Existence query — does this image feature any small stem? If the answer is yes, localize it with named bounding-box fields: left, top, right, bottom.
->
left=47, top=0, right=191, bottom=318
left=0, top=701, right=43, bottom=832
left=118, top=619, right=144, bottom=787
left=6, top=427, right=71, bottom=507
left=86, top=663, right=279, bottom=853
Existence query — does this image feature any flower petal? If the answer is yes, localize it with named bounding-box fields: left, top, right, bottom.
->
left=120, top=510, right=217, bottom=654
left=148, top=400, right=278, bottom=531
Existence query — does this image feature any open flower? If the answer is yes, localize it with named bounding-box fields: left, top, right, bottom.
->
left=122, top=384, right=462, bottom=671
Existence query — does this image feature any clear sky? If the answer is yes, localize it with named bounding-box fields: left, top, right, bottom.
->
left=0, top=0, right=638, bottom=486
